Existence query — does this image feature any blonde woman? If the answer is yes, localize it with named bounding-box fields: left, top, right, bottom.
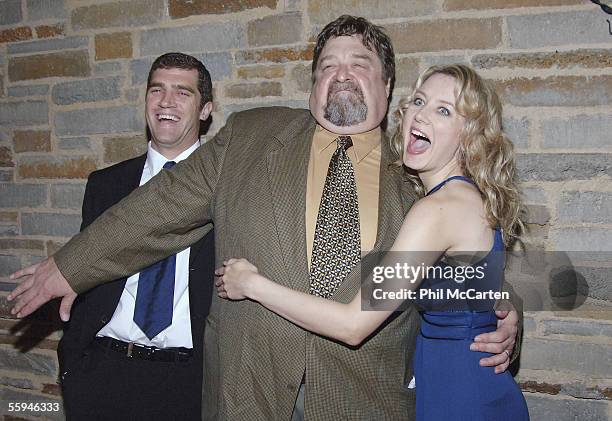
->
left=216, top=64, right=529, bottom=420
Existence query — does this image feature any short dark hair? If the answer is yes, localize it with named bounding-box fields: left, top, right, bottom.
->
left=312, top=15, right=395, bottom=90
left=147, top=52, right=213, bottom=108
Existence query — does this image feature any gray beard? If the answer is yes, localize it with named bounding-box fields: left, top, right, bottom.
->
left=323, top=83, right=367, bottom=127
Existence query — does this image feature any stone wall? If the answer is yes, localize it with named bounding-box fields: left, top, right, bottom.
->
left=0, top=0, right=611, bottom=419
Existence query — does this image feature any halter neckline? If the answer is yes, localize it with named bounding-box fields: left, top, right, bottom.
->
left=425, top=175, right=477, bottom=196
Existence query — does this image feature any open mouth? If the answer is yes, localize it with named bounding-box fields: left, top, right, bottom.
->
left=157, top=113, right=180, bottom=123
left=407, top=128, right=431, bottom=154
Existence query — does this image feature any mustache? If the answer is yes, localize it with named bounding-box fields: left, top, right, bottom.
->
left=324, top=80, right=367, bottom=127
left=327, top=81, right=363, bottom=98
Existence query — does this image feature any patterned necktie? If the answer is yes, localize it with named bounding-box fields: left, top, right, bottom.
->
left=133, top=160, right=176, bottom=339
left=310, top=136, right=361, bottom=299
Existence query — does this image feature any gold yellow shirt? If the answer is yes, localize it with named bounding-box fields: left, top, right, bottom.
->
left=306, top=125, right=381, bottom=268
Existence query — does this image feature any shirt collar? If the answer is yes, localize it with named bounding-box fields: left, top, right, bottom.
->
left=144, top=140, right=201, bottom=177
left=313, top=124, right=381, bottom=163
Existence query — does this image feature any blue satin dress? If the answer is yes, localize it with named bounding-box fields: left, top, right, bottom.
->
left=413, top=176, right=529, bottom=421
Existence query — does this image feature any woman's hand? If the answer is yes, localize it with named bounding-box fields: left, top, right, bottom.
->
left=215, top=258, right=259, bottom=300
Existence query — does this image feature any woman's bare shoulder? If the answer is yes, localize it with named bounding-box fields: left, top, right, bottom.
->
left=433, top=181, right=492, bottom=251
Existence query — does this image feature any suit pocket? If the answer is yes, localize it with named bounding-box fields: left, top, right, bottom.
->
left=60, top=351, right=88, bottom=390
left=61, top=340, right=104, bottom=382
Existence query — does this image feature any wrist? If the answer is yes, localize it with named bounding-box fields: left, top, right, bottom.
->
left=245, top=273, right=265, bottom=301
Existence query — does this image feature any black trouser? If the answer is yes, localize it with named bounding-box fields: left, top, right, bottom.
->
left=61, top=339, right=202, bottom=421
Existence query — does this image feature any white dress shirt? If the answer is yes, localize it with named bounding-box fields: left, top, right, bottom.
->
left=96, top=140, right=201, bottom=348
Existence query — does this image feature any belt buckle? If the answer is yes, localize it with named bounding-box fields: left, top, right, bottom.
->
left=127, top=342, right=134, bottom=358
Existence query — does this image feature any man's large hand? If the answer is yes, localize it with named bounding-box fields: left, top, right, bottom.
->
left=7, top=257, right=77, bottom=321
left=470, top=309, right=519, bottom=374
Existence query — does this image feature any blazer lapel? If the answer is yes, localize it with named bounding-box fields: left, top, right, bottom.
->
left=266, top=113, right=316, bottom=292
left=122, top=154, right=146, bottom=197
left=371, top=133, right=416, bottom=253
left=98, top=154, right=147, bottom=310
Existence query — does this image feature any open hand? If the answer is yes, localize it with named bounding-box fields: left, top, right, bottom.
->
left=215, top=258, right=259, bottom=300
left=8, top=257, right=77, bottom=321
left=470, top=309, right=519, bottom=373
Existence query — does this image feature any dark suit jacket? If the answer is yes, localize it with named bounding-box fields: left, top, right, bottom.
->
left=56, top=107, right=521, bottom=421
left=57, top=154, right=215, bottom=378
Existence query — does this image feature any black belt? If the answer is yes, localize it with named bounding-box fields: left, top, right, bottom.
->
left=94, top=337, right=193, bottom=362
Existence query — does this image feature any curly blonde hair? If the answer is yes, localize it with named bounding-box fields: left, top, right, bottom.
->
left=391, top=64, right=524, bottom=246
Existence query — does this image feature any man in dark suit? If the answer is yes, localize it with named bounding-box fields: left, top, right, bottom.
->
left=57, top=52, right=215, bottom=420
left=11, top=17, right=521, bottom=421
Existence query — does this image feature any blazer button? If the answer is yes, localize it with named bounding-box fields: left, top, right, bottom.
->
left=100, top=315, right=109, bottom=324
left=287, top=383, right=296, bottom=392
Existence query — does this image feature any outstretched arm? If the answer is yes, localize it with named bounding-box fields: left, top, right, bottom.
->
left=8, top=112, right=237, bottom=319
left=217, top=258, right=390, bottom=346
left=217, top=199, right=447, bottom=346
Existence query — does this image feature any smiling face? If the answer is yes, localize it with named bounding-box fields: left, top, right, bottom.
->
left=309, top=35, right=390, bottom=134
left=145, top=68, right=212, bottom=159
left=401, top=73, right=466, bottom=178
